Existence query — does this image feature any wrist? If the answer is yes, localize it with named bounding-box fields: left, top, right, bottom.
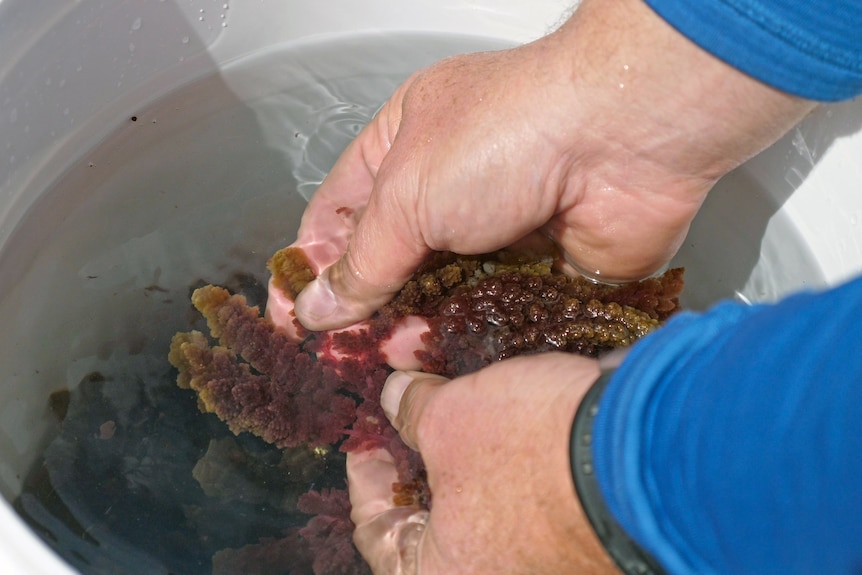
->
left=556, top=0, right=817, bottom=181
left=570, top=357, right=667, bottom=574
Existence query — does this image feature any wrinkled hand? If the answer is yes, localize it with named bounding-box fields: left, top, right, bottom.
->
left=347, top=354, right=621, bottom=575
left=290, top=0, right=815, bottom=331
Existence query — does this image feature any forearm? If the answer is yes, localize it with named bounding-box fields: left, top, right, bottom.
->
left=592, top=275, right=862, bottom=574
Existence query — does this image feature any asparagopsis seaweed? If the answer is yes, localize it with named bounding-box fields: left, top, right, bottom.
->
left=169, top=249, right=684, bottom=574
left=385, top=251, right=682, bottom=377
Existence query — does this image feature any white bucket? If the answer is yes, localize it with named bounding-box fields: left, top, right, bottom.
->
left=0, top=1, right=860, bottom=573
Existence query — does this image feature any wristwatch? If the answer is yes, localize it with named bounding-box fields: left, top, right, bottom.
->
left=570, top=349, right=667, bottom=575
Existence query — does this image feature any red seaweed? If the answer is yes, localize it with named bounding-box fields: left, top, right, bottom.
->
left=169, top=249, right=684, bottom=574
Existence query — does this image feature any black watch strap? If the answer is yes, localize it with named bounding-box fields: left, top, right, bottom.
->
left=570, top=368, right=667, bottom=575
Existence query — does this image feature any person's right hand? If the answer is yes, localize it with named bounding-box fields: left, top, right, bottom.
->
left=347, top=353, right=622, bottom=575
left=287, top=0, right=816, bottom=332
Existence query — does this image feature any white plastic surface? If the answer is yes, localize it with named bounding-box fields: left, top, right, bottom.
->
left=0, top=0, right=860, bottom=573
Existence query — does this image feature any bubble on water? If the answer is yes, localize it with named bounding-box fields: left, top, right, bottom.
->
left=59, top=78, right=67, bottom=88
left=63, top=108, right=70, bottom=116
left=129, top=43, right=136, bottom=53
left=131, top=17, right=142, bottom=32
left=181, top=36, right=190, bottom=44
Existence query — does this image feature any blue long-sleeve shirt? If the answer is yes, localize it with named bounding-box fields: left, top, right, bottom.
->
left=644, top=0, right=862, bottom=101
left=593, top=274, right=862, bottom=573
left=589, top=3, right=862, bottom=572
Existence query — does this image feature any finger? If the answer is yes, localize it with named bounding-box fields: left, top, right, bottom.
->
left=266, top=114, right=389, bottom=330
left=378, top=316, right=430, bottom=371
left=289, top=82, right=409, bottom=277
left=293, top=176, right=430, bottom=330
left=347, top=449, right=429, bottom=575
left=347, top=448, right=402, bottom=523
left=264, top=276, right=303, bottom=340
left=292, top=128, right=384, bottom=275
left=380, top=371, right=449, bottom=451
left=290, top=86, right=429, bottom=330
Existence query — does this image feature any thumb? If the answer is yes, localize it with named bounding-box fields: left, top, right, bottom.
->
left=380, top=370, right=449, bottom=451
left=347, top=370, right=448, bottom=574
left=292, top=187, right=430, bottom=331
left=347, top=448, right=429, bottom=575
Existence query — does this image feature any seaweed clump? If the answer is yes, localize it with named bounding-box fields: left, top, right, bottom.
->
left=379, top=251, right=682, bottom=377
left=169, top=286, right=358, bottom=449
left=168, top=248, right=684, bottom=574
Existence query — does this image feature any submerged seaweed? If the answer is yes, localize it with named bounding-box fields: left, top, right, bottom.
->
left=168, top=249, right=684, bottom=575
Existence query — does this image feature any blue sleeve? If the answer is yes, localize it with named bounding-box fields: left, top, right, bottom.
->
left=592, top=274, right=862, bottom=574
left=644, top=0, right=862, bottom=101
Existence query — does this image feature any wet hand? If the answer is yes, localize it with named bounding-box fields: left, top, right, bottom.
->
left=290, top=0, right=815, bottom=331
left=347, top=354, right=622, bottom=574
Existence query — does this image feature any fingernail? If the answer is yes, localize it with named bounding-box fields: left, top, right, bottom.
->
left=294, top=274, right=338, bottom=327
left=381, top=371, right=414, bottom=423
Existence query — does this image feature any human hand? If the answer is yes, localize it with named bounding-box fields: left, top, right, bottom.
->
left=289, top=0, right=815, bottom=331
left=346, top=353, right=621, bottom=574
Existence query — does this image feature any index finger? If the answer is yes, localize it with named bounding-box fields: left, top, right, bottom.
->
left=292, top=80, right=439, bottom=330
left=381, top=371, right=449, bottom=451
left=291, top=117, right=388, bottom=274
left=347, top=448, right=429, bottom=575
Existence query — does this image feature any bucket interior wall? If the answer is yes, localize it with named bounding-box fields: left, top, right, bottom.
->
left=1, top=1, right=861, bottom=573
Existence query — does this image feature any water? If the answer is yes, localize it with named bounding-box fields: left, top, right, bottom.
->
left=0, top=31, right=826, bottom=574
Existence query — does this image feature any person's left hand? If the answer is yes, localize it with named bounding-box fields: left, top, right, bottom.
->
left=347, top=353, right=621, bottom=574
